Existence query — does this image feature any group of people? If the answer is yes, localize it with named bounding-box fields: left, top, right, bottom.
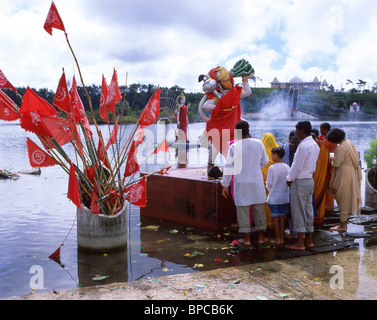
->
left=221, top=120, right=362, bottom=250
left=194, top=62, right=362, bottom=249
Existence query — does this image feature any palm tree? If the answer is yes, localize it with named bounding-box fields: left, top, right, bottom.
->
left=357, top=79, right=367, bottom=92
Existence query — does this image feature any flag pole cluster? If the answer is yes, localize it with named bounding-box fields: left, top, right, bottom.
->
left=1, top=1, right=172, bottom=218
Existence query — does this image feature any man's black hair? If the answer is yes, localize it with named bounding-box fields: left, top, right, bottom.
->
left=236, top=120, right=250, bottom=137
left=320, top=122, right=331, bottom=131
left=296, top=121, right=312, bottom=135
left=327, top=128, right=346, bottom=144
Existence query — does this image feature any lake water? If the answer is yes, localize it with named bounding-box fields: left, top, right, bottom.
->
left=1, top=119, right=376, bottom=298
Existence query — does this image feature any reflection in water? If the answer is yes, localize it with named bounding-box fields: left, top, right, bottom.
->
left=77, top=249, right=128, bottom=287
left=1, top=121, right=377, bottom=298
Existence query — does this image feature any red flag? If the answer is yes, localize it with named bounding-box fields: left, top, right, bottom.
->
left=99, top=74, right=109, bottom=123
left=70, top=75, right=92, bottom=140
left=0, top=69, right=18, bottom=94
left=153, top=139, right=171, bottom=160
left=139, top=88, right=161, bottom=126
left=0, top=90, right=19, bottom=121
left=38, top=116, right=74, bottom=149
left=26, top=138, right=58, bottom=168
left=19, top=87, right=58, bottom=136
left=66, top=118, right=84, bottom=157
left=157, top=165, right=172, bottom=175
left=134, top=125, right=145, bottom=145
left=105, top=116, right=119, bottom=149
left=44, top=1, right=66, bottom=36
left=123, top=176, right=147, bottom=207
left=53, top=69, right=70, bottom=113
left=49, top=244, right=64, bottom=259
left=90, top=183, right=100, bottom=215
left=105, top=68, right=122, bottom=113
left=124, top=141, right=139, bottom=178
left=68, top=163, right=81, bottom=209
left=97, top=130, right=110, bottom=168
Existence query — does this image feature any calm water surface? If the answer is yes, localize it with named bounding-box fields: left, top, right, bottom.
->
left=1, top=120, right=377, bottom=298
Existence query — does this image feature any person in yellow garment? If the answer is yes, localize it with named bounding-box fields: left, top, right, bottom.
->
left=261, top=133, right=279, bottom=229
left=328, top=128, right=362, bottom=232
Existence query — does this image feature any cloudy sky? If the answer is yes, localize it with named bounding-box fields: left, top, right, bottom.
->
left=1, top=0, right=377, bottom=93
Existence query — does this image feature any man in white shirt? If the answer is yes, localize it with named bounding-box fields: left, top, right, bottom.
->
left=221, top=120, right=269, bottom=245
left=286, top=121, right=320, bottom=250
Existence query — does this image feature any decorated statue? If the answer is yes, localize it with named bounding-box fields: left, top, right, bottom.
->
left=175, top=91, right=188, bottom=142
left=198, top=59, right=255, bottom=170
left=174, top=91, right=189, bottom=167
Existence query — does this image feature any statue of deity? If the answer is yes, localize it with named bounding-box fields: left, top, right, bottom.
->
left=198, top=63, right=254, bottom=170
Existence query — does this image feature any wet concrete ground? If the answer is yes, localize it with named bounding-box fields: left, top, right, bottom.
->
left=7, top=207, right=377, bottom=300
left=8, top=239, right=377, bottom=300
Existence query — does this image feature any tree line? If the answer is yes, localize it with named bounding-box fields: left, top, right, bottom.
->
left=3, top=84, right=204, bottom=124
left=4, top=84, right=377, bottom=123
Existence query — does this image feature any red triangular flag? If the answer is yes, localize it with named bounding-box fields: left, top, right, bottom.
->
left=97, top=130, right=110, bottom=168
left=105, top=116, right=119, bottom=149
left=124, top=141, right=139, bottom=178
left=48, top=243, right=64, bottom=267
left=0, top=90, right=19, bottom=121
left=153, top=139, right=171, bottom=160
left=66, top=118, right=84, bottom=157
left=53, top=69, right=70, bottom=113
left=123, top=176, right=147, bottom=207
left=105, top=68, right=122, bottom=113
left=134, top=125, right=145, bottom=146
left=90, top=182, right=101, bottom=215
left=26, top=138, right=58, bottom=168
left=0, top=69, right=18, bottom=94
left=67, top=163, right=81, bottom=209
left=99, top=74, right=109, bottom=123
left=49, top=244, right=64, bottom=259
left=19, top=87, right=58, bottom=137
left=44, top=1, right=66, bottom=36
left=70, top=75, right=92, bottom=140
left=157, top=165, right=172, bottom=175
left=139, top=88, right=161, bottom=126
left=39, top=116, right=73, bottom=148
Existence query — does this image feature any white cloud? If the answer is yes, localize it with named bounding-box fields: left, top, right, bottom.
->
left=0, top=0, right=376, bottom=95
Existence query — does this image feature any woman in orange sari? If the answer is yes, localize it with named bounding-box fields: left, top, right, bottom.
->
left=262, top=133, right=279, bottom=229
left=313, top=136, right=337, bottom=228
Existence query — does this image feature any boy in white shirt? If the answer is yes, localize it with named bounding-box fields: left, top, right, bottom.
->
left=266, top=147, right=291, bottom=245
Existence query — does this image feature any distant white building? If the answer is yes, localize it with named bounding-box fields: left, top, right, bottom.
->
left=271, top=76, right=329, bottom=91
left=349, top=102, right=362, bottom=113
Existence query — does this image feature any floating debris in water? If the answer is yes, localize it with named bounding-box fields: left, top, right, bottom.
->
left=92, top=275, right=110, bottom=281
left=0, top=169, right=20, bottom=180
left=142, top=225, right=160, bottom=231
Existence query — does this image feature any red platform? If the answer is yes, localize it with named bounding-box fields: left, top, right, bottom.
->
left=140, top=167, right=236, bottom=231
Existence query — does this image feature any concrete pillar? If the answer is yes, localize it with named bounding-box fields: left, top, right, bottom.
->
left=77, top=204, right=127, bottom=252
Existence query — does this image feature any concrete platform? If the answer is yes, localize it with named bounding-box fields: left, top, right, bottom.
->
left=140, top=167, right=236, bottom=231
